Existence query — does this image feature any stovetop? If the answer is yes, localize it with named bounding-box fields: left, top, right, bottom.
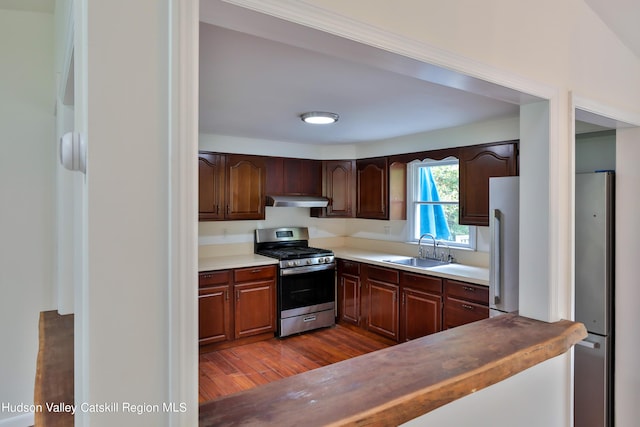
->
left=257, top=246, right=333, bottom=261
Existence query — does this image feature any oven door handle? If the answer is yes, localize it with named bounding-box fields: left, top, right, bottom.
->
left=280, top=263, right=336, bottom=276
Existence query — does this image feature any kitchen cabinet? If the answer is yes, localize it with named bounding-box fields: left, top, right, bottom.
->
left=225, top=154, right=266, bottom=220
left=356, top=157, right=388, bottom=219
left=363, top=265, right=400, bottom=341
left=199, top=265, right=276, bottom=350
left=400, top=272, right=443, bottom=342
left=337, top=259, right=361, bottom=326
left=337, top=258, right=489, bottom=340
left=443, top=279, right=489, bottom=329
left=198, top=152, right=266, bottom=221
left=198, top=270, right=232, bottom=346
left=311, top=160, right=355, bottom=218
left=198, top=152, right=225, bottom=221
left=233, top=266, right=277, bottom=339
left=458, top=141, right=518, bottom=226
left=356, top=158, right=406, bottom=220
left=266, top=157, right=322, bottom=196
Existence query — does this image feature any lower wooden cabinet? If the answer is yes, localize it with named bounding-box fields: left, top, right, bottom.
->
left=199, top=265, right=276, bottom=350
left=364, top=265, right=400, bottom=341
left=400, top=272, right=443, bottom=342
left=337, top=259, right=488, bottom=342
left=443, top=279, right=489, bottom=329
left=337, top=259, right=361, bottom=326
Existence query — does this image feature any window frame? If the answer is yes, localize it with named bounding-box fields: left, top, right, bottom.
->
left=406, top=158, right=476, bottom=250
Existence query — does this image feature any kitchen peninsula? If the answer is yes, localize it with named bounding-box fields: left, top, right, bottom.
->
left=199, top=313, right=586, bottom=426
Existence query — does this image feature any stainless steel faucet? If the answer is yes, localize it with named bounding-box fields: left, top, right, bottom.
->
left=418, top=233, right=436, bottom=259
left=436, top=241, right=452, bottom=262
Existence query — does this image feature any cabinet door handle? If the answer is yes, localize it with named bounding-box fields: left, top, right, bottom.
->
left=216, top=204, right=220, bottom=215
left=224, top=289, right=229, bottom=300
left=236, top=290, right=240, bottom=301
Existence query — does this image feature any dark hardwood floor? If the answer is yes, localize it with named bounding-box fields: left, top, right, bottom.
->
left=199, top=324, right=394, bottom=402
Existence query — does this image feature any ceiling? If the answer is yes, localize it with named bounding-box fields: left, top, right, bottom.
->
left=199, top=2, right=534, bottom=146
left=199, top=1, right=639, bottom=146
left=585, top=0, right=640, bottom=59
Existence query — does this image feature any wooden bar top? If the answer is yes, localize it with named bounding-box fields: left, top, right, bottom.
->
left=199, top=314, right=586, bottom=426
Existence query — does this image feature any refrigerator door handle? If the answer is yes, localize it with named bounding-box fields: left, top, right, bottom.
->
left=576, top=339, right=601, bottom=349
left=491, top=209, right=501, bottom=304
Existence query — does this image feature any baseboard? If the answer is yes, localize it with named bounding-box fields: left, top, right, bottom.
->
left=0, top=412, right=34, bottom=427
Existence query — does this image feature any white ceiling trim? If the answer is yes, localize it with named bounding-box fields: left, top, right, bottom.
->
left=573, top=94, right=640, bottom=128
left=218, top=0, right=557, bottom=102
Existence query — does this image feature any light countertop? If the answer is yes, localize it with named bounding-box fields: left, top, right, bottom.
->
left=199, top=247, right=489, bottom=286
left=329, top=247, right=489, bottom=286
left=198, top=254, right=278, bottom=272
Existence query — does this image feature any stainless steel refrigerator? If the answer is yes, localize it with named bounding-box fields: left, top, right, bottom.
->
left=489, top=176, right=520, bottom=316
left=574, top=171, right=614, bottom=427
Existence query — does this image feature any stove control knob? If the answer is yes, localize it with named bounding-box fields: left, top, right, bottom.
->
left=295, top=260, right=301, bottom=266
left=306, top=259, right=313, bottom=265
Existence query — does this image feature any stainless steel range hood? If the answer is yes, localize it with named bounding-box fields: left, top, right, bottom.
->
left=266, top=195, right=329, bottom=208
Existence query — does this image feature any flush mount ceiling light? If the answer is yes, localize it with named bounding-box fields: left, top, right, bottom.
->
left=300, top=111, right=339, bottom=125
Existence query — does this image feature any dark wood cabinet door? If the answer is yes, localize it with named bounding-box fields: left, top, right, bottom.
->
left=339, top=274, right=360, bottom=326
left=283, top=158, right=322, bottom=196
left=401, top=288, right=442, bottom=342
left=443, top=298, right=489, bottom=329
left=458, top=141, right=518, bottom=226
left=225, top=155, right=266, bottom=220
left=198, top=152, right=225, bottom=221
left=443, top=279, right=489, bottom=329
left=199, top=285, right=232, bottom=346
left=234, top=279, right=276, bottom=339
left=356, top=158, right=388, bottom=219
left=365, top=279, right=399, bottom=341
left=325, top=160, right=354, bottom=217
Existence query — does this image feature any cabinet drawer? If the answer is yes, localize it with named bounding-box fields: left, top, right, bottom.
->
left=338, top=259, right=360, bottom=276
left=366, top=265, right=399, bottom=284
left=234, top=265, right=276, bottom=283
left=444, top=297, right=489, bottom=328
left=445, top=280, right=489, bottom=305
left=400, top=272, right=442, bottom=294
left=199, top=270, right=231, bottom=288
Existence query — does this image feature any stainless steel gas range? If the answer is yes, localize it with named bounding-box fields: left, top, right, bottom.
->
left=255, top=227, right=336, bottom=337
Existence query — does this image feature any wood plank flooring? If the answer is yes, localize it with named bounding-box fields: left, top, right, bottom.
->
left=199, top=324, right=394, bottom=402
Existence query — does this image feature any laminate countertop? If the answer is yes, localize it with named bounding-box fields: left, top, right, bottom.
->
left=198, top=247, right=489, bottom=286
left=330, top=247, right=490, bottom=286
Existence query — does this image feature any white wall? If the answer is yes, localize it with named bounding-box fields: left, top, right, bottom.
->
left=575, top=131, right=616, bottom=173
left=0, top=8, right=55, bottom=425
left=73, top=0, right=180, bottom=425
left=614, top=127, right=640, bottom=426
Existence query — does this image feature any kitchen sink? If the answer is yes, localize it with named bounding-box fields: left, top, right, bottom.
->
left=383, top=257, right=448, bottom=269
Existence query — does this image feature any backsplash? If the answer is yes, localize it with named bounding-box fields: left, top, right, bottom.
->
left=199, top=206, right=490, bottom=267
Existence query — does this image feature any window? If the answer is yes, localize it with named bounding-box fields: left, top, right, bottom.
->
left=407, top=158, right=475, bottom=249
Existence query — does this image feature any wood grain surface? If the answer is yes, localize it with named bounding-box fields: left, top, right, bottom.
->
left=199, top=314, right=586, bottom=427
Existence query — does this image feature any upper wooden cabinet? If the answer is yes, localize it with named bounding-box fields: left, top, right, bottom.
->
left=199, top=151, right=266, bottom=221
left=198, top=152, right=225, bottom=221
left=265, top=157, right=322, bottom=196
left=356, top=157, right=388, bottom=219
left=355, top=158, right=406, bottom=220
left=458, top=141, right=518, bottom=226
left=311, top=160, right=356, bottom=218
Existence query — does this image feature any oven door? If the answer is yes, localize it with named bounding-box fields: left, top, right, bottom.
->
left=279, top=265, right=335, bottom=318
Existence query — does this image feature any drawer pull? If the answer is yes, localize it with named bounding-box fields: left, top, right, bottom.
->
left=462, top=286, right=475, bottom=292
left=251, top=269, right=262, bottom=274
left=461, top=304, right=474, bottom=311
left=303, top=315, right=317, bottom=323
